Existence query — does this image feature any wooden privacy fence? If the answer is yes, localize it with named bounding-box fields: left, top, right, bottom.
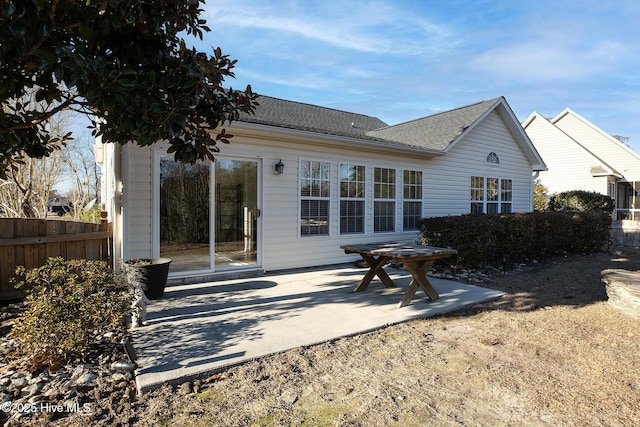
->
left=0, top=218, right=112, bottom=300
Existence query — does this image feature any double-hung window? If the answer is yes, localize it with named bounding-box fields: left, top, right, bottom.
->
left=374, top=167, right=396, bottom=233
left=501, top=179, right=512, bottom=213
left=300, top=160, right=331, bottom=236
left=403, top=170, right=422, bottom=231
left=339, top=164, right=365, bottom=234
left=471, top=176, right=485, bottom=213
left=470, top=176, right=513, bottom=213
left=486, top=177, right=499, bottom=213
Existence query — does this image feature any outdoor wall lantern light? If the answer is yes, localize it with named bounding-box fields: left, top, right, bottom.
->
left=274, top=159, right=285, bottom=175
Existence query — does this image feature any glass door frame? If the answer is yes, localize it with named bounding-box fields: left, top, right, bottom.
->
left=213, top=156, right=262, bottom=271
left=153, top=149, right=263, bottom=277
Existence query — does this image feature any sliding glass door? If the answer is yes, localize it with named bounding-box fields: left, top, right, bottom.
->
left=159, top=155, right=259, bottom=273
left=159, top=157, right=211, bottom=271
left=214, top=159, right=258, bottom=268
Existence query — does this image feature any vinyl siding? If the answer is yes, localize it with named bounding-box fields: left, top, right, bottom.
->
left=125, top=145, right=153, bottom=259
left=525, top=115, right=609, bottom=195
left=98, top=141, right=117, bottom=222
left=554, top=113, right=640, bottom=182
left=241, top=138, right=426, bottom=270
left=118, top=110, right=537, bottom=273
left=423, top=110, right=534, bottom=216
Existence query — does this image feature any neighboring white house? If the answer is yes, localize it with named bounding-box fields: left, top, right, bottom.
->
left=97, top=95, right=546, bottom=279
left=523, top=108, right=640, bottom=220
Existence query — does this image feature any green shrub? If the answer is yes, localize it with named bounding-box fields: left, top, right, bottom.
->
left=420, top=211, right=612, bottom=269
left=10, top=257, right=132, bottom=368
left=75, top=204, right=103, bottom=223
left=533, top=180, right=550, bottom=211
left=417, top=214, right=503, bottom=268
left=548, top=190, right=614, bottom=214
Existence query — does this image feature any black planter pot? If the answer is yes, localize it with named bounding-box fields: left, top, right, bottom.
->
left=124, top=258, right=172, bottom=300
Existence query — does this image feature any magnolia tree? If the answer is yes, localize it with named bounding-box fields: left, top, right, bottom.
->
left=0, top=0, right=258, bottom=179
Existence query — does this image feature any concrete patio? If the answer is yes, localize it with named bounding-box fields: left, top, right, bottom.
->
left=130, top=264, right=505, bottom=393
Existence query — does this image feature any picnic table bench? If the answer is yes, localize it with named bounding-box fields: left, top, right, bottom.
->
left=340, top=242, right=457, bottom=308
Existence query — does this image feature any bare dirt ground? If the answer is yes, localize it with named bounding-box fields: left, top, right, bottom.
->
left=7, top=247, right=640, bottom=426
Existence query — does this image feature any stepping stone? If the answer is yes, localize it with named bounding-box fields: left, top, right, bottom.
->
left=601, top=269, right=640, bottom=318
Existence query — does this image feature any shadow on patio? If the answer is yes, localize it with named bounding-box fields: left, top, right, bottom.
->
left=130, top=263, right=504, bottom=393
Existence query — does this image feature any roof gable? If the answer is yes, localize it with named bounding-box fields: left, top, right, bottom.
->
left=238, top=94, right=546, bottom=170
left=522, top=112, right=617, bottom=176
left=525, top=108, right=640, bottom=180
left=552, top=108, right=640, bottom=162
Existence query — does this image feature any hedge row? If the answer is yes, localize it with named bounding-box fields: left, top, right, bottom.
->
left=419, top=211, right=612, bottom=269
left=548, top=190, right=615, bottom=214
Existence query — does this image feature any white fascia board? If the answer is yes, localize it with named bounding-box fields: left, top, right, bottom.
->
left=533, top=111, right=618, bottom=175
left=553, top=108, right=640, bottom=161
left=228, top=121, right=445, bottom=159
left=445, top=98, right=548, bottom=171
left=495, top=99, right=548, bottom=171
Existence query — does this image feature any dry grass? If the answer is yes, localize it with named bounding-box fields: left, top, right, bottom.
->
left=23, top=248, right=640, bottom=426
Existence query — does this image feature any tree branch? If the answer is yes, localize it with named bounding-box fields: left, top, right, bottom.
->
left=8, top=95, right=78, bottom=130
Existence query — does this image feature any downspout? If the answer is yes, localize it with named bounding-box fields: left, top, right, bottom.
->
left=113, top=143, right=124, bottom=268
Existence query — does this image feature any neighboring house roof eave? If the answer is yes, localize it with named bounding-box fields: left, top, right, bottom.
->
left=521, top=111, right=540, bottom=129
left=523, top=111, right=614, bottom=174
left=552, top=108, right=640, bottom=162
left=228, top=121, right=446, bottom=158
left=592, top=172, right=623, bottom=178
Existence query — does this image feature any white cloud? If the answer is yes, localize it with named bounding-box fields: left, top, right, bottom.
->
left=234, top=67, right=338, bottom=91
left=198, top=0, right=640, bottom=153
left=468, top=33, right=630, bottom=83
left=204, top=0, right=455, bottom=56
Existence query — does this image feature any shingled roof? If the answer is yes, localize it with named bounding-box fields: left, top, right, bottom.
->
left=239, top=95, right=503, bottom=152
left=366, top=98, right=502, bottom=150
left=239, top=95, right=388, bottom=139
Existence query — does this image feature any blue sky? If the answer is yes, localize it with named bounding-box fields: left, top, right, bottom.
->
left=192, top=0, right=640, bottom=151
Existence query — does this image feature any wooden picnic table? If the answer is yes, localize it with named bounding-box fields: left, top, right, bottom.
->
left=340, top=242, right=457, bottom=308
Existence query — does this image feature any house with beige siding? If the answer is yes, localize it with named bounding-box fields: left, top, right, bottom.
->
left=523, top=108, right=640, bottom=220
left=97, top=95, right=546, bottom=279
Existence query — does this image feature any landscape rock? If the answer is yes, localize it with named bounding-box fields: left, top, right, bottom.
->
left=601, top=268, right=640, bottom=317
left=75, top=372, right=98, bottom=386
left=0, top=302, right=136, bottom=426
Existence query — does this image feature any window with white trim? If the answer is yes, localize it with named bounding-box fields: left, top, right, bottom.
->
left=374, top=167, right=396, bottom=233
left=300, top=160, right=330, bottom=236
left=403, top=170, right=422, bottom=231
left=470, top=176, right=513, bottom=213
left=486, top=152, right=500, bottom=164
left=339, top=163, right=365, bottom=234
left=501, top=179, right=512, bottom=213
